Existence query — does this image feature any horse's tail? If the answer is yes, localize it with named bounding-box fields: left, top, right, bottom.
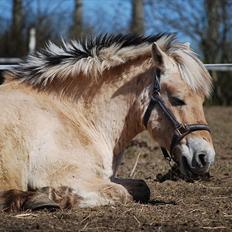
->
left=0, top=187, right=81, bottom=212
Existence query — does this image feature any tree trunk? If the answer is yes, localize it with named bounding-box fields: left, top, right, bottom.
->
left=70, top=0, right=83, bottom=38
left=131, top=0, right=144, bottom=34
left=201, top=0, right=232, bottom=105
left=202, top=0, right=222, bottom=63
left=12, top=0, right=23, bottom=33
left=11, top=0, right=24, bottom=56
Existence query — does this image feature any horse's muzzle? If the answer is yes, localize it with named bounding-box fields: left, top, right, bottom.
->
left=174, top=137, right=215, bottom=176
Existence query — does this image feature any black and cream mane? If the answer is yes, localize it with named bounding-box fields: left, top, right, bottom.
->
left=8, top=33, right=212, bottom=96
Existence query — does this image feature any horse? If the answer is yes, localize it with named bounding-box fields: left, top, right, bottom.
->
left=0, top=33, right=215, bottom=211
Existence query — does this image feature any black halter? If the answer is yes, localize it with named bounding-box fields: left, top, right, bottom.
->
left=143, top=69, right=211, bottom=161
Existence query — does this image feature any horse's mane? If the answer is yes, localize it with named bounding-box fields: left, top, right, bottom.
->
left=7, top=33, right=212, bottom=96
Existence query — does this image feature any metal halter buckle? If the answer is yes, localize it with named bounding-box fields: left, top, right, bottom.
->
left=175, top=124, right=188, bottom=137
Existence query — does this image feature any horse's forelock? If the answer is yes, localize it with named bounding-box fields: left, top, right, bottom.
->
left=176, top=50, right=212, bottom=97
left=156, top=35, right=212, bottom=97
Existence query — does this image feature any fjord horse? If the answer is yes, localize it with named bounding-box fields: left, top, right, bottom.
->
left=0, top=34, right=215, bottom=211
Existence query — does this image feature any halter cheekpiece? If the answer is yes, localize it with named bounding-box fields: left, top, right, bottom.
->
left=143, top=69, right=211, bottom=162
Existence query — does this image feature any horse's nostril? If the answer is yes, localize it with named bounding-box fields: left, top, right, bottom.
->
left=198, top=154, right=207, bottom=167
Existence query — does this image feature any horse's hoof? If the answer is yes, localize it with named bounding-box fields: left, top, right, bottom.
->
left=24, top=202, right=60, bottom=211
left=23, top=193, right=60, bottom=211
left=112, top=178, right=150, bottom=204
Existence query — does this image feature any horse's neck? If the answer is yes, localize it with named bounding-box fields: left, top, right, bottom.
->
left=81, top=58, right=153, bottom=156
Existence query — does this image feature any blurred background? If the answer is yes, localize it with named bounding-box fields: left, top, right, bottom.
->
left=0, top=0, right=232, bottom=105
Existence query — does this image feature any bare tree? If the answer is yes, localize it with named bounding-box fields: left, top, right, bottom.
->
left=11, top=0, right=26, bottom=56
left=70, top=0, right=83, bottom=38
left=145, top=0, right=232, bottom=105
left=201, top=0, right=232, bottom=105
left=0, top=0, right=73, bottom=57
left=145, top=0, right=205, bottom=42
left=12, top=0, right=24, bottom=32
left=202, top=0, right=227, bottom=63
left=24, top=0, right=72, bottom=48
left=146, top=0, right=232, bottom=62
left=131, top=0, right=144, bottom=34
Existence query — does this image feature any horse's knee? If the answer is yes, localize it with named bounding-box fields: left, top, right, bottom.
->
left=77, top=181, right=132, bottom=207
left=100, top=183, right=133, bottom=205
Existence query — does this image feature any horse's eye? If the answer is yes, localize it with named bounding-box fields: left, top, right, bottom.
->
left=170, top=96, right=186, bottom=106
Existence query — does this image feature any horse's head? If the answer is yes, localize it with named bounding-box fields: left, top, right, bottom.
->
left=144, top=41, right=215, bottom=177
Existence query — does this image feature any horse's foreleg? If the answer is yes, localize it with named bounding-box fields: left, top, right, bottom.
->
left=77, top=179, right=133, bottom=207
left=0, top=187, right=83, bottom=212
left=0, top=189, right=59, bottom=212
left=0, top=180, right=135, bottom=211
left=35, top=180, right=133, bottom=208
left=24, top=186, right=81, bottom=210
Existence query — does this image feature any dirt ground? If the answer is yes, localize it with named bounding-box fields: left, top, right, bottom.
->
left=0, top=106, right=231, bottom=232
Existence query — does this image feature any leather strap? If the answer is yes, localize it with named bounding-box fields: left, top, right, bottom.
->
left=170, top=124, right=211, bottom=154
left=143, top=70, right=161, bottom=128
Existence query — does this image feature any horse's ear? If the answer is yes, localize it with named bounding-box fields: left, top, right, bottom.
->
left=151, top=43, right=166, bottom=69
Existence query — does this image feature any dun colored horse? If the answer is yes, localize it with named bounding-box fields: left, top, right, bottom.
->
left=0, top=34, right=215, bottom=211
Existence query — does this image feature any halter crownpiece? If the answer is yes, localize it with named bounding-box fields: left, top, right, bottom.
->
left=143, top=69, right=211, bottom=162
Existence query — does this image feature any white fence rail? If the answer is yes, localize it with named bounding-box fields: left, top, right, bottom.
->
left=0, top=58, right=21, bottom=71
left=205, top=64, right=232, bottom=71
left=0, top=58, right=232, bottom=71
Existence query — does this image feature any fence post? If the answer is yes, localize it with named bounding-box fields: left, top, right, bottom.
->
left=29, top=27, right=36, bottom=54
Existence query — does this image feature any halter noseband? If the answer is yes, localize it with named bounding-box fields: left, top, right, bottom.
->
left=143, top=69, right=211, bottom=161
